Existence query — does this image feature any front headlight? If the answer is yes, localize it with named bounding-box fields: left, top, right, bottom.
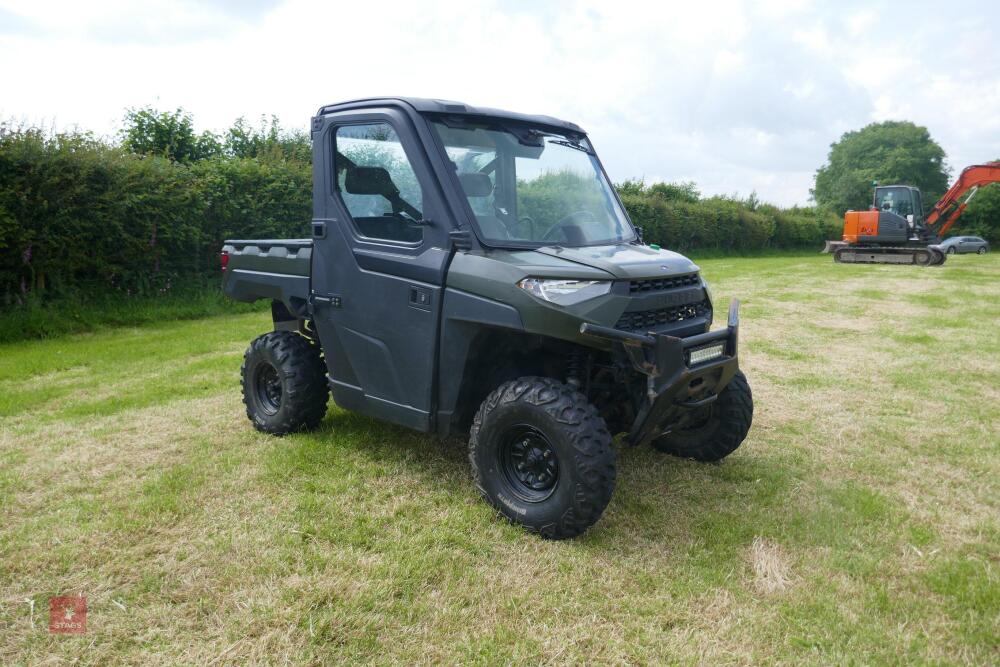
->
left=517, top=278, right=612, bottom=306
left=701, top=277, right=713, bottom=305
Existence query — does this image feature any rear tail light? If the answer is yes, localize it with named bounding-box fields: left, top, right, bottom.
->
left=220, top=251, right=229, bottom=271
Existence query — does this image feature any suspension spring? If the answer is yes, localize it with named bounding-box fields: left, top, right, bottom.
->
left=566, top=348, right=586, bottom=389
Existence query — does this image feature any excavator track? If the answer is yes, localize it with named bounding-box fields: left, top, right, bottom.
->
left=833, top=246, right=946, bottom=266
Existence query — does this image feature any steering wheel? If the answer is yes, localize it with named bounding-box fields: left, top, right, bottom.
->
left=541, top=210, right=598, bottom=243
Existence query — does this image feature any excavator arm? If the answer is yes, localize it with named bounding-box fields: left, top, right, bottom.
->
left=925, top=162, right=1000, bottom=238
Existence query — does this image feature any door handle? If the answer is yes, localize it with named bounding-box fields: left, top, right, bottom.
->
left=310, top=294, right=341, bottom=308
left=408, top=287, right=432, bottom=311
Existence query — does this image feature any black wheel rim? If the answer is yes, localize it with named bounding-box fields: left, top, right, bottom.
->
left=254, top=362, right=282, bottom=415
left=498, top=425, right=559, bottom=502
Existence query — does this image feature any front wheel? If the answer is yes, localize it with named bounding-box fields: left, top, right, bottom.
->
left=947, top=246, right=956, bottom=254
left=978, top=247, right=987, bottom=255
left=652, top=370, right=753, bottom=462
left=469, top=377, right=616, bottom=539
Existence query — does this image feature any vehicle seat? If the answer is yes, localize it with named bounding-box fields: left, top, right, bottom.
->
left=458, top=172, right=493, bottom=197
left=457, top=172, right=509, bottom=239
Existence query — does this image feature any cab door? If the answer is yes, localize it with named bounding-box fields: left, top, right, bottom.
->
left=309, top=108, right=452, bottom=432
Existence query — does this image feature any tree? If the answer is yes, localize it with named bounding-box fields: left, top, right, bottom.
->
left=121, top=107, right=220, bottom=163
left=958, top=162, right=1000, bottom=243
left=812, top=121, right=949, bottom=215
left=225, top=115, right=311, bottom=163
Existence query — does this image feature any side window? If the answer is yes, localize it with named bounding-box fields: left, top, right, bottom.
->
left=333, top=123, right=424, bottom=244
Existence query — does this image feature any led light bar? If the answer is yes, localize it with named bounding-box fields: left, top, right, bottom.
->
left=688, top=343, right=725, bottom=366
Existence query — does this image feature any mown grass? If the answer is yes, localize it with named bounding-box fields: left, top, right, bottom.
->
left=1, top=253, right=997, bottom=665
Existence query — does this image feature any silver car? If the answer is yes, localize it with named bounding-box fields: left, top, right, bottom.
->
left=940, top=236, right=989, bottom=254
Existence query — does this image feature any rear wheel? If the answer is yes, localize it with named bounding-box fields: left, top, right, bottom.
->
left=241, top=331, right=329, bottom=435
left=652, top=370, right=753, bottom=462
left=469, top=377, right=616, bottom=539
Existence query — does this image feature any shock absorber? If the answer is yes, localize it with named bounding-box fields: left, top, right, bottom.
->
left=566, top=348, right=586, bottom=390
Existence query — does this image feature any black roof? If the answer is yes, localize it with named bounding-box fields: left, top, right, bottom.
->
left=315, top=97, right=585, bottom=135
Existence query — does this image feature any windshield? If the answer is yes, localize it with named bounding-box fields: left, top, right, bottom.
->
left=431, top=120, right=635, bottom=246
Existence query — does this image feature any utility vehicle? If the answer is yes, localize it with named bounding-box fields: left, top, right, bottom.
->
left=222, top=97, right=753, bottom=538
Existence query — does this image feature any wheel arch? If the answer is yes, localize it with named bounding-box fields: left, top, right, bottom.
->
left=436, top=287, right=582, bottom=437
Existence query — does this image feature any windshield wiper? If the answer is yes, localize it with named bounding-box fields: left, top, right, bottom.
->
left=548, top=138, right=591, bottom=154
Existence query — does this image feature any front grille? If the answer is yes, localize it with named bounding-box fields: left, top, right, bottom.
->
left=629, top=273, right=700, bottom=293
left=615, top=300, right=711, bottom=332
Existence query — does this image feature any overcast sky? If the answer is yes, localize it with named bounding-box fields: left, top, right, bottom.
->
left=2, top=0, right=998, bottom=206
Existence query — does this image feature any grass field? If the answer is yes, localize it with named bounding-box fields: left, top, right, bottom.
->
left=1, top=253, right=998, bottom=665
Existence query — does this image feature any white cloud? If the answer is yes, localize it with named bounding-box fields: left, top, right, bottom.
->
left=845, top=9, right=877, bottom=37
left=1, top=0, right=998, bottom=205
left=714, top=50, right=747, bottom=76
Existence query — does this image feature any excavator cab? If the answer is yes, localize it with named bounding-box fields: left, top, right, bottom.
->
left=874, top=185, right=924, bottom=232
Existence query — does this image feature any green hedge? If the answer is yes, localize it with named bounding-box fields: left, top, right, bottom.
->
left=619, top=189, right=841, bottom=252
left=0, top=126, right=310, bottom=306
left=1, top=124, right=842, bottom=310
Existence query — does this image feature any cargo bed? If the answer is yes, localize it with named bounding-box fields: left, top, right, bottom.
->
left=221, top=239, right=312, bottom=316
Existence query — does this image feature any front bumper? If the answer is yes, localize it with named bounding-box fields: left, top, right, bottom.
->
left=581, top=300, right=742, bottom=446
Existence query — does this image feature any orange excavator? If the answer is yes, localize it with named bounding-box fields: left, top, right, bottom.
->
left=823, top=162, right=1000, bottom=265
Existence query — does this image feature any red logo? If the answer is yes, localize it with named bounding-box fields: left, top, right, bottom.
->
left=49, top=596, right=87, bottom=634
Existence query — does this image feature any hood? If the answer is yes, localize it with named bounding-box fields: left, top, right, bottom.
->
left=532, top=244, right=699, bottom=279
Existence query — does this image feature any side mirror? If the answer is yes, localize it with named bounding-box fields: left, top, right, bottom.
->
left=906, top=214, right=914, bottom=224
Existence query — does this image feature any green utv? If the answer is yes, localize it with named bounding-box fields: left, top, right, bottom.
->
left=222, top=98, right=753, bottom=539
